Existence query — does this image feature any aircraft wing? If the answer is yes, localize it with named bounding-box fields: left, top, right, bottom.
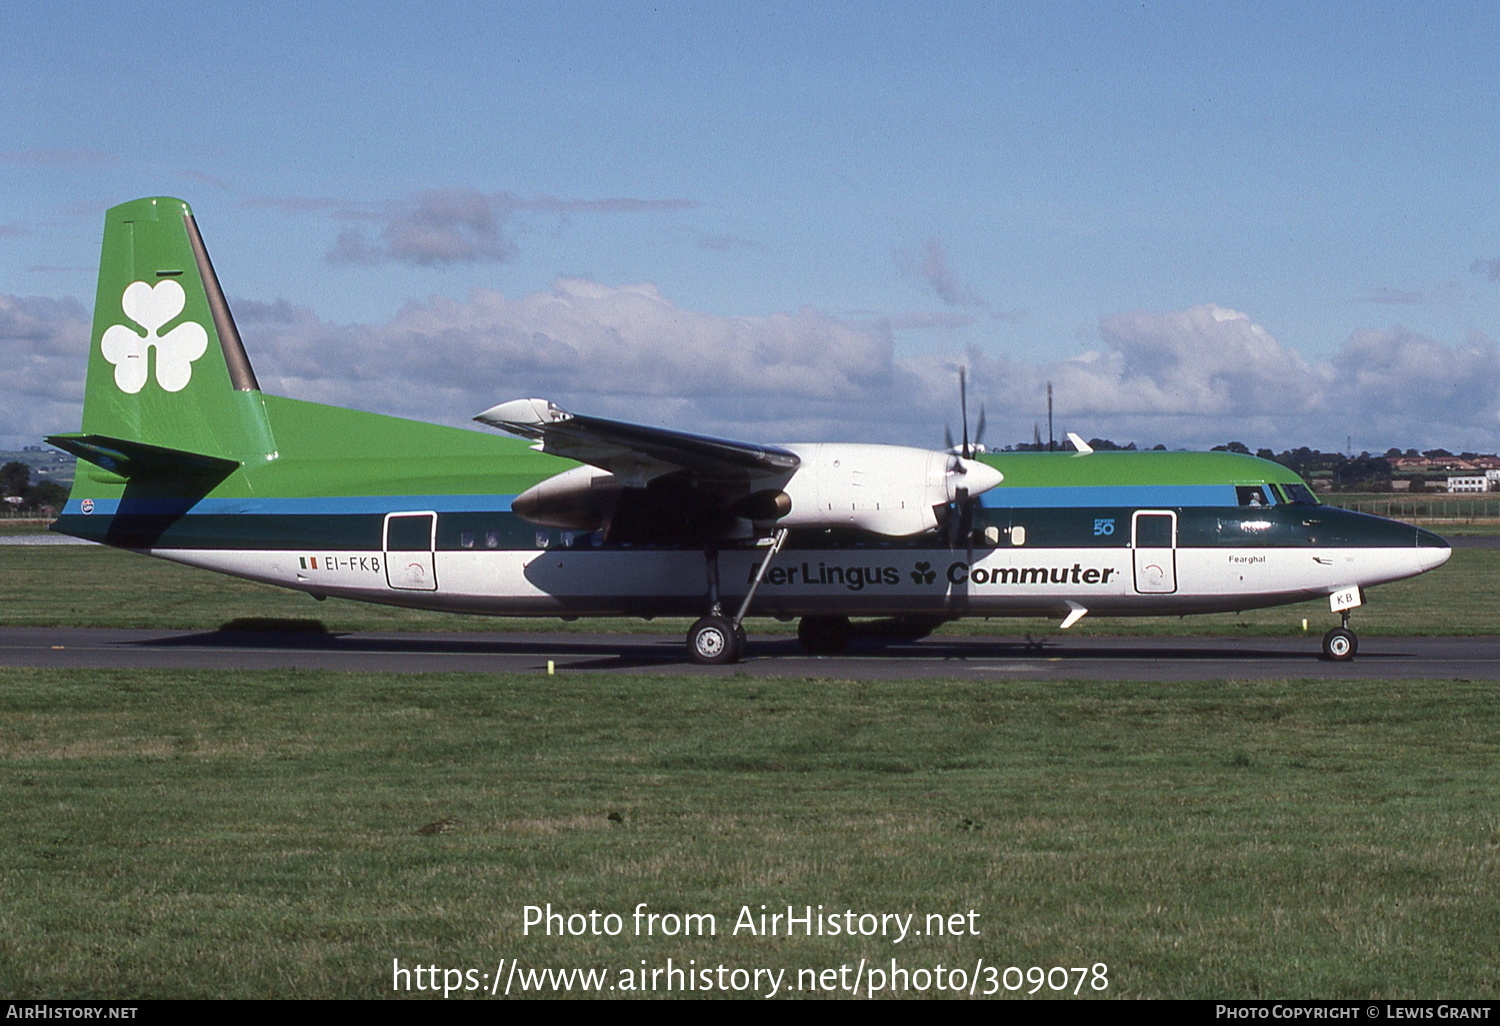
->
left=475, top=398, right=801, bottom=487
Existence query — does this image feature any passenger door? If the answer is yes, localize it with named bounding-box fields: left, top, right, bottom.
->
left=1131, top=510, right=1177, bottom=594
left=384, top=511, right=438, bottom=591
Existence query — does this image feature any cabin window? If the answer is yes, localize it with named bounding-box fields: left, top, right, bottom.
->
left=486, top=530, right=499, bottom=548
left=460, top=530, right=474, bottom=549
left=1010, top=525, right=1027, bottom=546
left=1134, top=513, right=1174, bottom=548
left=1236, top=486, right=1271, bottom=506
left=386, top=514, right=433, bottom=551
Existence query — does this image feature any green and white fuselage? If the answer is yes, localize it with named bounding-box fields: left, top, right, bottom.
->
left=52, top=439, right=1449, bottom=620
left=50, top=198, right=1449, bottom=659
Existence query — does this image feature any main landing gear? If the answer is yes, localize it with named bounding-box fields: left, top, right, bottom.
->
left=687, top=530, right=787, bottom=665
left=687, top=615, right=743, bottom=664
left=1320, top=611, right=1359, bottom=661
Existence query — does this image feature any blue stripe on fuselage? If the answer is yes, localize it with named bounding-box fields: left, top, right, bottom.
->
left=982, top=485, right=1234, bottom=508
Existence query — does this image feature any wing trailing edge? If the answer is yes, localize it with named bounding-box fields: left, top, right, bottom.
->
left=475, top=398, right=800, bottom=487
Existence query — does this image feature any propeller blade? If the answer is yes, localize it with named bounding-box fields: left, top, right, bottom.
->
left=944, top=424, right=955, bottom=453
left=961, top=487, right=975, bottom=558
left=959, top=367, right=970, bottom=459
left=948, top=486, right=969, bottom=548
left=943, top=367, right=992, bottom=552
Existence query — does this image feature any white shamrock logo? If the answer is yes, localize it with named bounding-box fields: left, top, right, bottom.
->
left=100, top=280, right=209, bottom=393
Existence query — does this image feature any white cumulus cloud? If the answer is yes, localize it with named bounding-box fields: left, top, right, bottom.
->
left=0, top=294, right=91, bottom=446
left=244, top=278, right=928, bottom=444
left=9, top=287, right=1500, bottom=455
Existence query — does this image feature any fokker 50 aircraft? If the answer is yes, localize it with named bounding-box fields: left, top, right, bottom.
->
left=50, top=198, right=1451, bottom=663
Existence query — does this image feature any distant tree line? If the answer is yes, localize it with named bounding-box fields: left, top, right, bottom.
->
left=1, top=462, right=68, bottom=514
left=1005, top=438, right=1169, bottom=453
left=1213, top=444, right=1491, bottom=492
left=1005, top=437, right=1489, bottom=492
left=1238, top=447, right=1393, bottom=491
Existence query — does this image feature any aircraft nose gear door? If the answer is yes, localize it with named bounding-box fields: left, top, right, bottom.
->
left=384, top=511, right=438, bottom=591
left=1131, top=510, right=1178, bottom=595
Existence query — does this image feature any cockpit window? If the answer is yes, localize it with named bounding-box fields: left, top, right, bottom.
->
left=1236, top=485, right=1272, bottom=506
left=1281, top=483, right=1318, bottom=505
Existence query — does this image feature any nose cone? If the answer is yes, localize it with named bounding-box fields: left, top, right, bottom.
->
left=1416, top=527, right=1452, bottom=573
left=949, top=457, right=1003, bottom=500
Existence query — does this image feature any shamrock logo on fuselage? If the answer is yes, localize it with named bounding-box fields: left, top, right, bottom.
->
left=100, top=280, right=209, bottom=393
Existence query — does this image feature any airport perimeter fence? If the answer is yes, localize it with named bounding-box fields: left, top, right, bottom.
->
left=1328, top=495, right=1500, bottom=522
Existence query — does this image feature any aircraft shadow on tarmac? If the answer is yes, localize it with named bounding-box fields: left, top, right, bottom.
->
left=133, top=628, right=1389, bottom=668
left=141, top=628, right=689, bottom=668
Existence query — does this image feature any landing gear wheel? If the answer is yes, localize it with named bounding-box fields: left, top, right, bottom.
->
left=797, top=615, right=851, bottom=655
left=1321, top=626, right=1358, bottom=661
left=688, top=616, right=740, bottom=665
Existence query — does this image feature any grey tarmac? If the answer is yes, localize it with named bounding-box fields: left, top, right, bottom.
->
left=1, top=627, right=1497, bottom=680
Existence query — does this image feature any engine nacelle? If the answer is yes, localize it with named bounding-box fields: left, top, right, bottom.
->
left=508, top=443, right=1002, bottom=540
left=779, top=443, right=1002, bottom=536
left=510, top=464, right=622, bottom=530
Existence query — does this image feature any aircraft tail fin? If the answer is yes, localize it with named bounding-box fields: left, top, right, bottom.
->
left=71, top=197, right=277, bottom=468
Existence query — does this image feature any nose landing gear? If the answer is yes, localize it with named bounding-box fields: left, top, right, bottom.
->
left=1321, top=610, right=1359, bottom=661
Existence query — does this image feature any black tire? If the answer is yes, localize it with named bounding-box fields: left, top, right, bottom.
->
left=797, top=615, right=851, bottom=655
left=688, top=616, right=740, bottom=664
left=1321, top=627, right=1358, bottom=661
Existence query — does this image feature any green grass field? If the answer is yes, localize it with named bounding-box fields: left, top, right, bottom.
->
left=3, top=540, right=1496, bottom=1000
left=0, top=539, right=1492, bottom=637
left=3, top=670, right=1498, bottom=999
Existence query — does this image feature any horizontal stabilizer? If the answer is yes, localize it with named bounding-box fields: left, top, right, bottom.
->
left=47, top=433, right=240, bottom=480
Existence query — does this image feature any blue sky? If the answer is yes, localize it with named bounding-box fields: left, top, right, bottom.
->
left=4, top=1, right=1500, bottom=452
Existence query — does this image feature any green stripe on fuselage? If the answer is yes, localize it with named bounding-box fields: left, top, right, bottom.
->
left=980, top=450, right=1311, bottom=490
left=63, top=394, right=574, bottom=504
left=53, top=502, right=1439, bottom=553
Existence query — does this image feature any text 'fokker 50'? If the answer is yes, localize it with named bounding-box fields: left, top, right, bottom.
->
left=50, top=198, right=1450, bottom=662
